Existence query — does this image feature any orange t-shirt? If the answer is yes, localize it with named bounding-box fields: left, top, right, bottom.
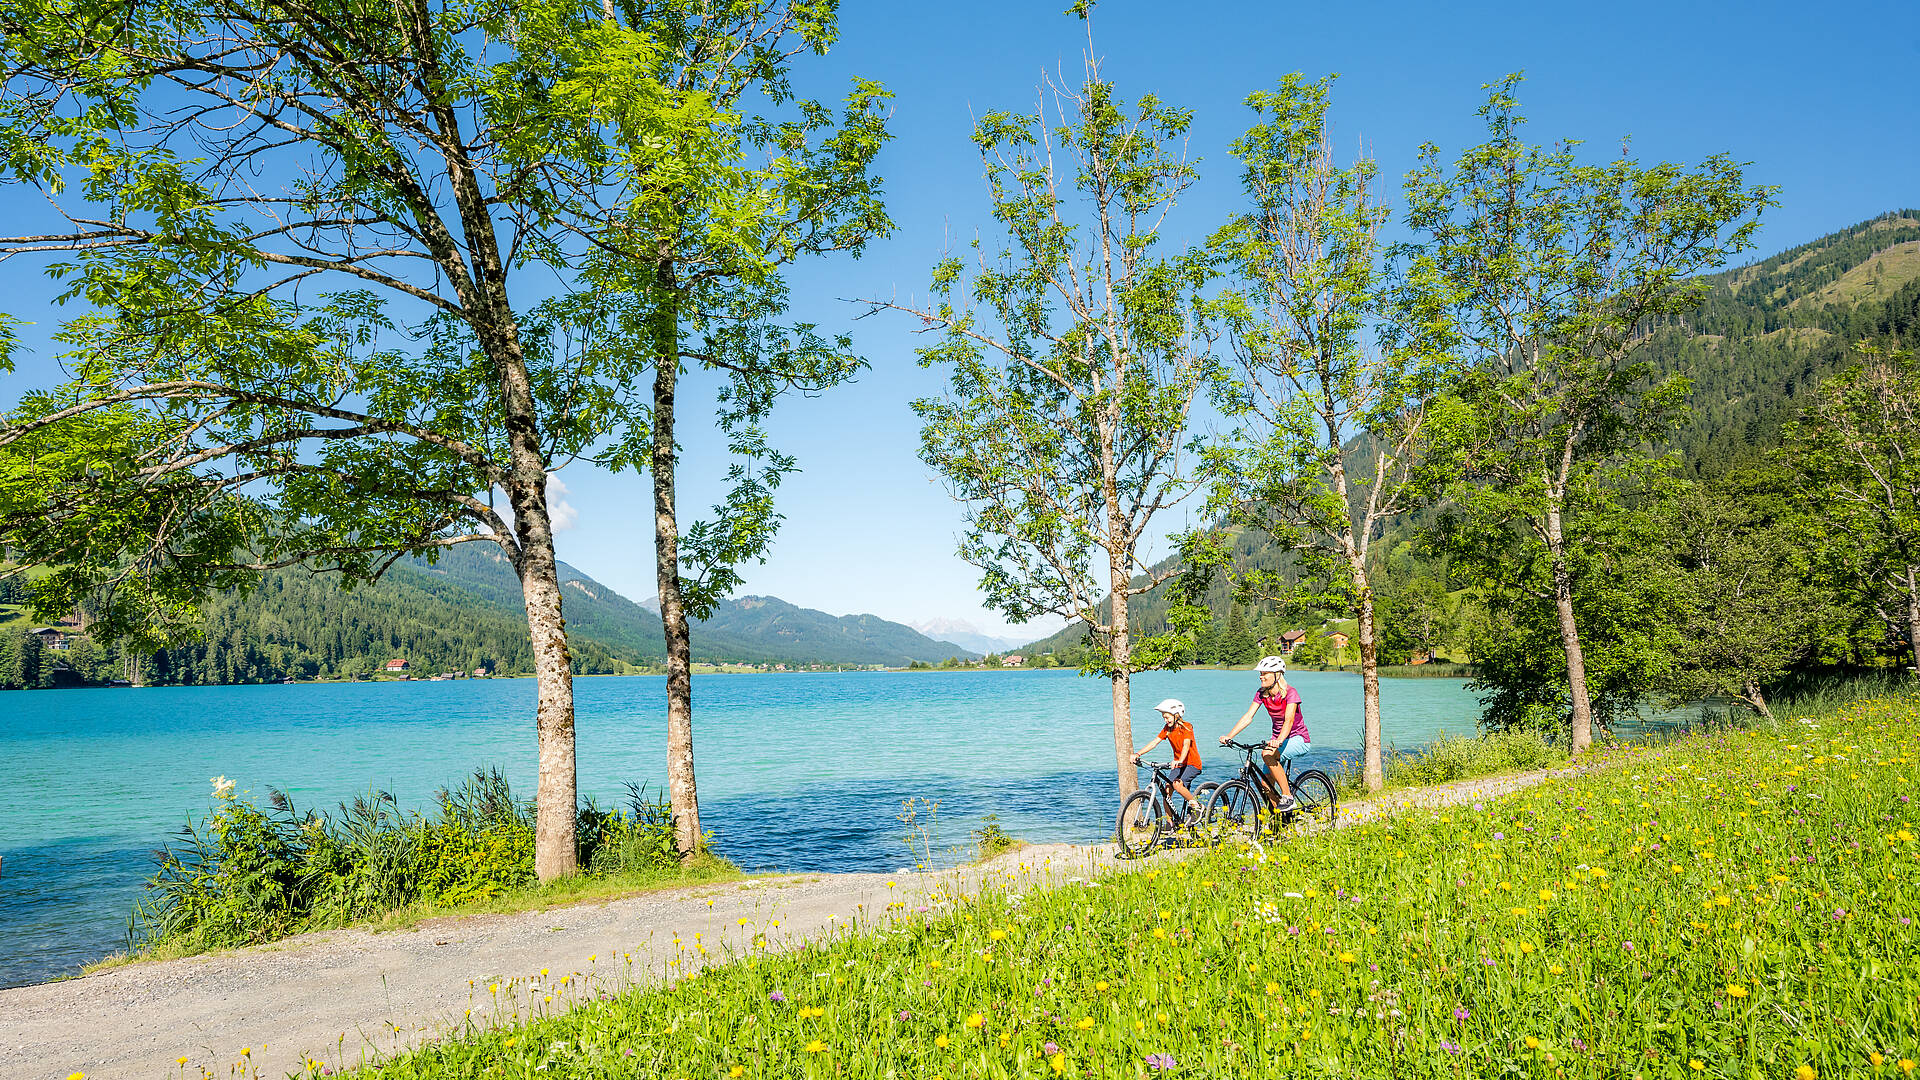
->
left=1160, top=718, right=1202, bottom=768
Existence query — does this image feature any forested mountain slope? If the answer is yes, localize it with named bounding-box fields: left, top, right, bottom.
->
left=5, top=544, right=977, bottom=687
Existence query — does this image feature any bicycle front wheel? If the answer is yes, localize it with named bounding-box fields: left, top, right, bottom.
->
left=1288, top=769, right=1338, bottom=830
left=1202, top=780, right=1265, bottom=846
left=1115, top=789, right=1160, bottom=858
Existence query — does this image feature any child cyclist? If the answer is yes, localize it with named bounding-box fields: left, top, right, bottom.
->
left=1219, top=656, right=1310, bottom=811
left=1133, top=698, right=1203, bottom=821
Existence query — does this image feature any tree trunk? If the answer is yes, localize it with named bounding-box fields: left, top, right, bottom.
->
left=1544, top=509, right=1596, bottom=754
left=1354, top=568, right=1384, bottom=792
left=1906, top=565, right=1920, bottom=674
left=1742, top=677, right=1773, bottom=720
left=509, top=476, right=578, bottom=881
left=653, top=289, right=703, bottom=859
left=1109, top=572, right=1137, bottom=803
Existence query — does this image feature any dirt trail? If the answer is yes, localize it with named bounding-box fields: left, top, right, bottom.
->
left=3, top=765, right=1574, bottom=1080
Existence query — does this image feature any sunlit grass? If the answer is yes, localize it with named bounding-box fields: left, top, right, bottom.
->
left=296, top=695, right=1919, bottom=1080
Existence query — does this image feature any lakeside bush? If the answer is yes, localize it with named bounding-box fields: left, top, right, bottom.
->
left=337, top=694, right=1917, bottom=1080
left=131, top=772, right=685, bottom=955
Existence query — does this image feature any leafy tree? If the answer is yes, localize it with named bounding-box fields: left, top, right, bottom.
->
left=879, top=43, right=1221, bottom=800
left=1221, top=605, right=1258, bottom=666
left=1404, top=74, right=1773, bottom=753
left=0, top=0, right=877, bottom=876
left=1655, top=471, right=1837, bottom=717
left=1379, top=572, right=1454, bottom=665
left=1784, top=345, right=1920, bottom=670
left=1204, top=75, right=1444, bottom=789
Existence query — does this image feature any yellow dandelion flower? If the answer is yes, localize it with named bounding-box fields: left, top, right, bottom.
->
left=965, top=1012, right=985, bottom=1029
left=1898, top=1059, right=1915, bottom=1076
left=1525, top=1037, right=1540, bottom=1050
left=1265, top=981, right=1280, bottom=994
left=730, top=1067, right=746, bottom=1078
left=1537, top=890, right=1555, bottom=902
left=989, top=929, right=1007, bottom=942
left=1725, top=984, right=1748, bottom=998
left=805, top=1040, right=827, bottom=1054
left=1155, top=1010, right=1168, bottom=1023
left=1689, top=1061, right=1704, bottom=1072
left=1337, top=952, right=1355, bottom=964
left=1075, top=1017, right=1095, bottom=1030
left=1094, top=981, right=1109, bottom=992
left=1049, top=1052, right=1067, bottom=1075
left=1794, top=1066, right=1815, bottom=1080
left=935, top=1035, right=950, bottom=1049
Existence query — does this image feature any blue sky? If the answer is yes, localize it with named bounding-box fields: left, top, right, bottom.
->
left=4, top=0, right=1917, bottom=642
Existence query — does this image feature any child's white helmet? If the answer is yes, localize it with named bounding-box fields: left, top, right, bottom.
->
left=1256, top=655, right=1287, bottom=673
left=1154, top=698, right=1186, bottom=716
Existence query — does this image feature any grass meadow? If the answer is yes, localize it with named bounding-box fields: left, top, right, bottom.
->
left=231, top=694, right=1920, bottom=1080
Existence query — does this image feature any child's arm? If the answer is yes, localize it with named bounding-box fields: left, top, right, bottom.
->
left=1220, top=702, right=1260, bottom=744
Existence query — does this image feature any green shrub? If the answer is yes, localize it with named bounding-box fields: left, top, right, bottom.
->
left=130, top=769, right=682, bottom=955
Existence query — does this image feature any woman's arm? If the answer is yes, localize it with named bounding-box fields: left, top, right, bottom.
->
left=1220, top=702, right=1259, bottom=744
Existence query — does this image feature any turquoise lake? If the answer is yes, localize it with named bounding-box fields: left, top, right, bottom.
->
left=0, top=669, right=1488, bottom=988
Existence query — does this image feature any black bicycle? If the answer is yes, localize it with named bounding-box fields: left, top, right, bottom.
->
left=1115, top=760, right=1214, bottom=858
left=1201, top=740, right=1337, bottom=844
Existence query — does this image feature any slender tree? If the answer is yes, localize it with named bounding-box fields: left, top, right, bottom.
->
left=1785, top=345, right=1920, bottom=671
left=1204, top=75, right=1443, bottom=791
left=1403, top=75, right=1773, bottom=753
left=0, top=0, right=881, bottom=875
left=557, top=2, right=891, bottom=857
left=874, top=46, right=1220, bottom=801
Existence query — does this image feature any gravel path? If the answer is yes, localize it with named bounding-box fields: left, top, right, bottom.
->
left=5, top=765, right=1577, bottom=1080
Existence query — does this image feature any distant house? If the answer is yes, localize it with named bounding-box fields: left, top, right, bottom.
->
left=1004, top=654, right=1026, bottom=667
left=1407, top=653, right=1430, bottom=666
left=1324, top=631, right=1350, bottom=650
left=472, top=667, right=489, bottom=678
left=383, top=658, right=411, bottom=673
left=26, top=627, right=70, bottom=651
left=1278, top=629, right=1309, bottom=655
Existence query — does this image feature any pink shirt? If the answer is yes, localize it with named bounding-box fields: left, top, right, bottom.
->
left=1255, top=685, right=1309, bottom=743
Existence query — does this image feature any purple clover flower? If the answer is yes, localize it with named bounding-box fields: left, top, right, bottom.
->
left=1144, top=1053, right=1178, bottom=1071
left=1452, top=1007, right=1470, bottom=1021
left=1044, top=1042, right=1060, bottom=1055
left=769, top=990, right=786, bottom=1003
left=1439, top=1040, right=1461, bottom=1056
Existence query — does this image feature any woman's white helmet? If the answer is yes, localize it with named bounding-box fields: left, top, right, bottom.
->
left=1255, top=655, right=1287, bottom=674
left=1154, top=698, right=1186, bottom=717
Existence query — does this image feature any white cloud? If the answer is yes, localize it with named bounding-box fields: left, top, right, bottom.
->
left=546, top=474, right=578, bottom=531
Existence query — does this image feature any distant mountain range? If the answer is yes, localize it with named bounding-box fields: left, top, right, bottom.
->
left=905, top=618, right=1036, bottom=656
left=400, top=546, right=981, bottom=667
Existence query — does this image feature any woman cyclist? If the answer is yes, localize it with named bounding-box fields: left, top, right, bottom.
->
left=1219, top=656, right=1310, bottom=812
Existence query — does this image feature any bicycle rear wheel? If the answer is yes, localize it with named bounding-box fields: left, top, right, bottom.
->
left=1115, top=789, right=1160, bottom=857
left=1202, top=780, right=1265, bottom=846
left=1287, top=769, right=1338, bottom=830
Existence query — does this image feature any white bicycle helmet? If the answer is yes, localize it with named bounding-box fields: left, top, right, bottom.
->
left=1153, top=698, right=1186, bottom=717
left=1255, top=655, right=1287, bottom=674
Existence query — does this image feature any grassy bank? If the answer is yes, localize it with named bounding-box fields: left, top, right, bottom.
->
left=321, top=693, right=1918, bottom=1080
left=117, top=771, right=736, bottom=968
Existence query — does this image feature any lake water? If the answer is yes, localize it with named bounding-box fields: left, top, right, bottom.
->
left=0, top=669, right=1486, bottom=988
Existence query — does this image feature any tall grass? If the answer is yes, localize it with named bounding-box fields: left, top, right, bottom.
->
left=130, top=771, right=696, bottom=957
left=1335, top=730, right=1565, bottom=798
left=1375, top=661, right=1477, bottom=678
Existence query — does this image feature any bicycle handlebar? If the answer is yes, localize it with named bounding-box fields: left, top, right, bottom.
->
left=1223, top=739, right=1272, bottom=752
left=1134, top=760, right=1175, bottom=771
